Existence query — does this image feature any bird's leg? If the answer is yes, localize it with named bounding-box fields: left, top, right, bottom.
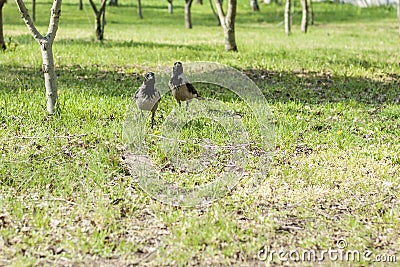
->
left=151, top=111, right=155, bottom=128
left=185, top=101, right=189, bottom=111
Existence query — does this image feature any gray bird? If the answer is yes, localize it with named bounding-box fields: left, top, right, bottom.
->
left=168, top=62, right=201, bottom=109
left=134, top=72, right=161, bottom=127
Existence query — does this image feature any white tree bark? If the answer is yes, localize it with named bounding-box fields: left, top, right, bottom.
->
left=185, top=0, right=193, bottom=29
left=167, top=0, right=173, bottom=14
left=284, top=0, right=291, bottom=35
left=214, top=0, right=237, bottom=51
left=88, top=0, right=106, bottom=40
left=300, top=0, right=308, bottom=33
left=250, top=0, right=259, bottom=11
left=15, top=0, right=62, bottom=114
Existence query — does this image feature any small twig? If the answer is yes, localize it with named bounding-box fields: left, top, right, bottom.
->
left=130, top=246, right=160, bottom=266
left=354, top=196, right=392, bottom=211
left=86, top=167, right=98, bottom=175
left=148, top=133, right=187, bottom=144
left=43, top=197, right=77, bottom=206
left=148, top=134, right=249, bottom=149
left=2, top=134, right=87, bottom=141
left=278, top=225, right=303, bottom=231
left=16, top=173, right=36, bottom=192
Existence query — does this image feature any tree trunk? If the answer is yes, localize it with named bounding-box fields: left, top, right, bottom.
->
left=167, top=0, right=173, bottom=14
left=101, top=4, right=106, bottom=33
left=308, top=0, right=313, bottom=25
left=138, top=0, right=143, bottom=19
left=41, top=44, right=57, bottom=114
left=209, top=0, right=220, bottom=26
left=250, top=0, right=259, bottom=11
left=284, top=0, right=291, bottom=35
left=95, top=14, right=103, bottom=40
left=185, top=0, right=193, bottom=29
left=79, top=0, right=83, bottom=10
left=398, top=0, right=400, bottom=34
left=223, top=24, right=236, bottom=51
left=89, top=0, right=107, bottom=41
left=214, top=0, right=237, bottom=51
left=15, top=0, right=62, bottom=114
left=0, top=0, right=6, bottom=51
left=32, top=0, right=36, bottom=22
left=300, top=0, right=308, bottom=33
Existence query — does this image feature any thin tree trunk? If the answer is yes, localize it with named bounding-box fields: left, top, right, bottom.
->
left=214, top=0, right=237, bottom=51
left=284, top=0, right=291, bottom=35
left=32, top=0, right=36, bottom=21
left=167, top=0, right=173, bottom=14
left=398, top=0, right=400, bottom=34
left=0, top=0, right=6, bottom=50
left=42, top=45, right=57, bottom=114
left=185, top=0, right=193, bottom=29
left=308, top=0, right=313, bottom=25
left=101, top=4, right=106, bottom=32
left=15, top=0, right=62, bottom=114
left=209, top=0, right=220, bottom=26
left=138, top=0, right=143, bottom=19
left=89, top=0, right=107, bottom=41
left=79, top=0, right=83, bottom=10
left=250, top=0, right=259, bottom=11
left=300, top=0, right=308, bottom=32
left=95, top=15, right=102, bottom=40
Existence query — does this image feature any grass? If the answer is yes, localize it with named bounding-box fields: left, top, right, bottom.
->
left=1, top=0, right=400, bottom=265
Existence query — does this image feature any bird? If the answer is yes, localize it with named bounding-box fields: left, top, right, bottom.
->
left=168, top=62, right=201, bottom=109
left=134, top=72, right=160, bottom=127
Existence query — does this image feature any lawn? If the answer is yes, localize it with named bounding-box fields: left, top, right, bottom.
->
left=1, top=0, right=399, bottom=265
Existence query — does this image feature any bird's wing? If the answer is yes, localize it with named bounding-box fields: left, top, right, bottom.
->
left=134, top=83, right=145, bottom=99
left=155, top=90, right=161, bottom=102
left=186, top=82, right=200, bottom=97
left=168, top=79, right=174, bottom=90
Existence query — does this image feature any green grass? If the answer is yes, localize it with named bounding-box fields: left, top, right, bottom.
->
left=1, top=0, right=400, bottom=265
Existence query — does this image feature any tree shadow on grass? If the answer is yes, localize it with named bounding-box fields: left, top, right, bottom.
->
left=56, top=38, right=218, bottom=51
left=242, top=69, right=400, bottom=105
left=0, top=65, right=141, bottom=98
left=1, top=65, right=399, bottom=106
left=9, top=36, right=218, bottom=51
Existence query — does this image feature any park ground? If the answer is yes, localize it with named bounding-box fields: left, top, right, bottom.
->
left=0, top=0, right=400, bottom=266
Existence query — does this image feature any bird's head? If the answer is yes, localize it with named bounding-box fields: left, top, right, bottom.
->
left=144, top=72, right=155, bottom=83
left=172, top=62, right=183, bottom=75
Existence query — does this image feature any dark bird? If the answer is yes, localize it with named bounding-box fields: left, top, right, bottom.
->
left=168, top=62, right=201, bottom=109
left=134, top=72, right=160, bottom=127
